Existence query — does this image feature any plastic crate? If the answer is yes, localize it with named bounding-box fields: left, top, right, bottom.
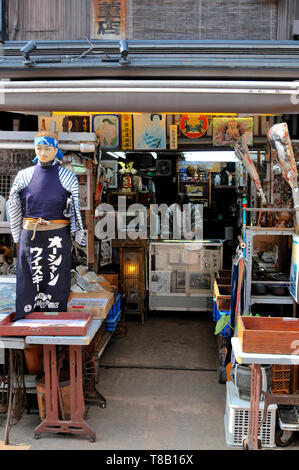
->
left=105, top=309, right=121, bottom=332
left=106, top=293, right=121, bottom=320
left=224, top=381, right=276, bottom=448
left=272, top=364, right=291, bottom=394
left=213, top=301, right=230, bottom=338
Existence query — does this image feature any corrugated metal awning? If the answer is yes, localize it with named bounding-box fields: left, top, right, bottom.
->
left=1, top=79, right=299, bottom=114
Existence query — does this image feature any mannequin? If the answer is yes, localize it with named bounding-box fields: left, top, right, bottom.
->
left=8, top=130, right=85, bottom=320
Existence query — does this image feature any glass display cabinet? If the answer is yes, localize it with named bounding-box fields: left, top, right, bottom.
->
left=148, top=240, right=223, bottom=312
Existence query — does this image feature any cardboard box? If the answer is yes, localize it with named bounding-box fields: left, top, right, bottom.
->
left=67, top=292, right=115, bottom=320
left=101, top=274, right=119, bottom=287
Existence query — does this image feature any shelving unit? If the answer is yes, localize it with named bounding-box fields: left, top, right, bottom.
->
left=244, top=226, right=295, bottom=315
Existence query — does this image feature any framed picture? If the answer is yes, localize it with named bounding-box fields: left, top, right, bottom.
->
left=101, top=160, right=118, bottom=189
left=100, top=239, right=112, bottom=266
left=185, top=184, right=205, bottom=198
left=92, top=114, right=120, bottom=149
left=213, top=117, right=253, bottom=147
left=150, top=271, right=171, bottom=293
left=134, top=113, right=166, bottom=150
left=77, top=172, right=91, bottom=210
left=187, top=272, right=211, bottom=292
left=176, top=270, right=186, bottom=290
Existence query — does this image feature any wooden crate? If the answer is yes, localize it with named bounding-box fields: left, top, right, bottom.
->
left=67, top=292, right=115, bottom=320
left=238, top=316, right=299, bottom=355
left=217, top=269, right=232, bottom=279
left=215, top=278, right=231, bottom=286
left=214, top=279, right=231, bottom=311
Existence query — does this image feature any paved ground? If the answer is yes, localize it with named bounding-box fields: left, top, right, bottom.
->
left=0, top=312, right=299, bottom=451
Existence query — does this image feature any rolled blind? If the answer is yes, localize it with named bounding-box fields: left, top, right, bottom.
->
left=127, top=0, right=278, bottom=40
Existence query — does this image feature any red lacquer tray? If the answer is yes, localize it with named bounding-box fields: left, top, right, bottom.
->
left=0, top=311, right=92, bottom=336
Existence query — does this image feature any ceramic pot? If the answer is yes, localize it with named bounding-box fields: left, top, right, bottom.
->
left=24, top=345, right=44, bottom=375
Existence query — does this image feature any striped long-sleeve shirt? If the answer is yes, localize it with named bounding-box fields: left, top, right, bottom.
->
left=8, top=164, right=85, bottom=246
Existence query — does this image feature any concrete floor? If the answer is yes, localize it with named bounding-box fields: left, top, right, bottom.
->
left=1, top=311, right=299, bottom=451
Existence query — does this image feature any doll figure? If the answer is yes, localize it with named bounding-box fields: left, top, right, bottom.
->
left=8, top=130, right=85, bottom=320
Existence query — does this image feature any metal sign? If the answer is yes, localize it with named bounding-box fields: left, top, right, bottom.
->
left=179, top=114, right=208, bottom=138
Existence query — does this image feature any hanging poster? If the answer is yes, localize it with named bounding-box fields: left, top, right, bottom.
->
left=213, top=117, right=253, bottom=146
left=62, top=116, right=90, bottom=132
left=100, top=239, right=112, bottom=266
left=121, top=114, right=133, bottom=150
left=179, top=114, right=209, bottom=138
left=101, top=160, right=118, bottom=189
left=91, top=0, right=126, bottom=39
left=92, top=114, right=120, bottom=149
left=77, top=172, right=91, bottom=210
left=169, top=124, right=178, bottom=149
left=134, top=113, right=166, bottom=150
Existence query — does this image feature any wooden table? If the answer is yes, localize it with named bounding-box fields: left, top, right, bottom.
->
left=26, top=319, right=102, bottom=442
left=232, top=336, right=299, bottom=450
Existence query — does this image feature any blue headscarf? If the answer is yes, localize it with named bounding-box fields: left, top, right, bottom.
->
left=33, top=136, right=64, bottom=164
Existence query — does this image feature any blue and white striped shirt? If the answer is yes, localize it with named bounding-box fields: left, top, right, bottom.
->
left=8, top=164, right=85, bottom=246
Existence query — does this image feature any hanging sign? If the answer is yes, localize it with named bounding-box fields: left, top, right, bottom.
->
left=121, top=114, right=133, bottom=150
left=179, top=114, right=208, bottom=138
left=169, top=124, right=178, bottom=149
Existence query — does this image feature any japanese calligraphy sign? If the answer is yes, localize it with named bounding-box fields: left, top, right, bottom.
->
left=91, top=0, right=126, bottom=39
left=121, top=114, right=133, bottom=150
left=169, top=124, right=178, bottom=149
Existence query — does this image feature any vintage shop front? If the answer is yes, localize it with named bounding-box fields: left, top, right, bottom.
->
left=0, top=40, right=299, bottom=448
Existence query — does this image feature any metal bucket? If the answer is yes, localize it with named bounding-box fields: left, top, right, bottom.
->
left=230, top=364, right=273, bottom=400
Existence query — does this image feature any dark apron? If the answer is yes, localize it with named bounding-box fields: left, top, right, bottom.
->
left=16, top=225, right=72, bottom=320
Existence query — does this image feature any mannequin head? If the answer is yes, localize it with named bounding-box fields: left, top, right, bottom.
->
left=34, top=130, right=59, bottom=166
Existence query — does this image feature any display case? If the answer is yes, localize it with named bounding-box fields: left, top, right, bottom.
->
left=149, top=240, right=223, bottom=311
left=0, top=276, right=16, bottom=314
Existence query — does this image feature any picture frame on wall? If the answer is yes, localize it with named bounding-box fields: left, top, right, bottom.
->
left=213, top=117, right=253, bottom=147
left=101, top=160, right=119, bottom=189
left=176, top=270, right=186, bottom=290
left=77, top=172, right=91, bottom=210
left=134, top=113, right=166, bottom=150
left=185, top=184, right=204, bottom=198
left=100, top=239, right=113, bottom=267
left=187, top=272, right=211, bottom=292
left=92, top=114, right=120, bottom=149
